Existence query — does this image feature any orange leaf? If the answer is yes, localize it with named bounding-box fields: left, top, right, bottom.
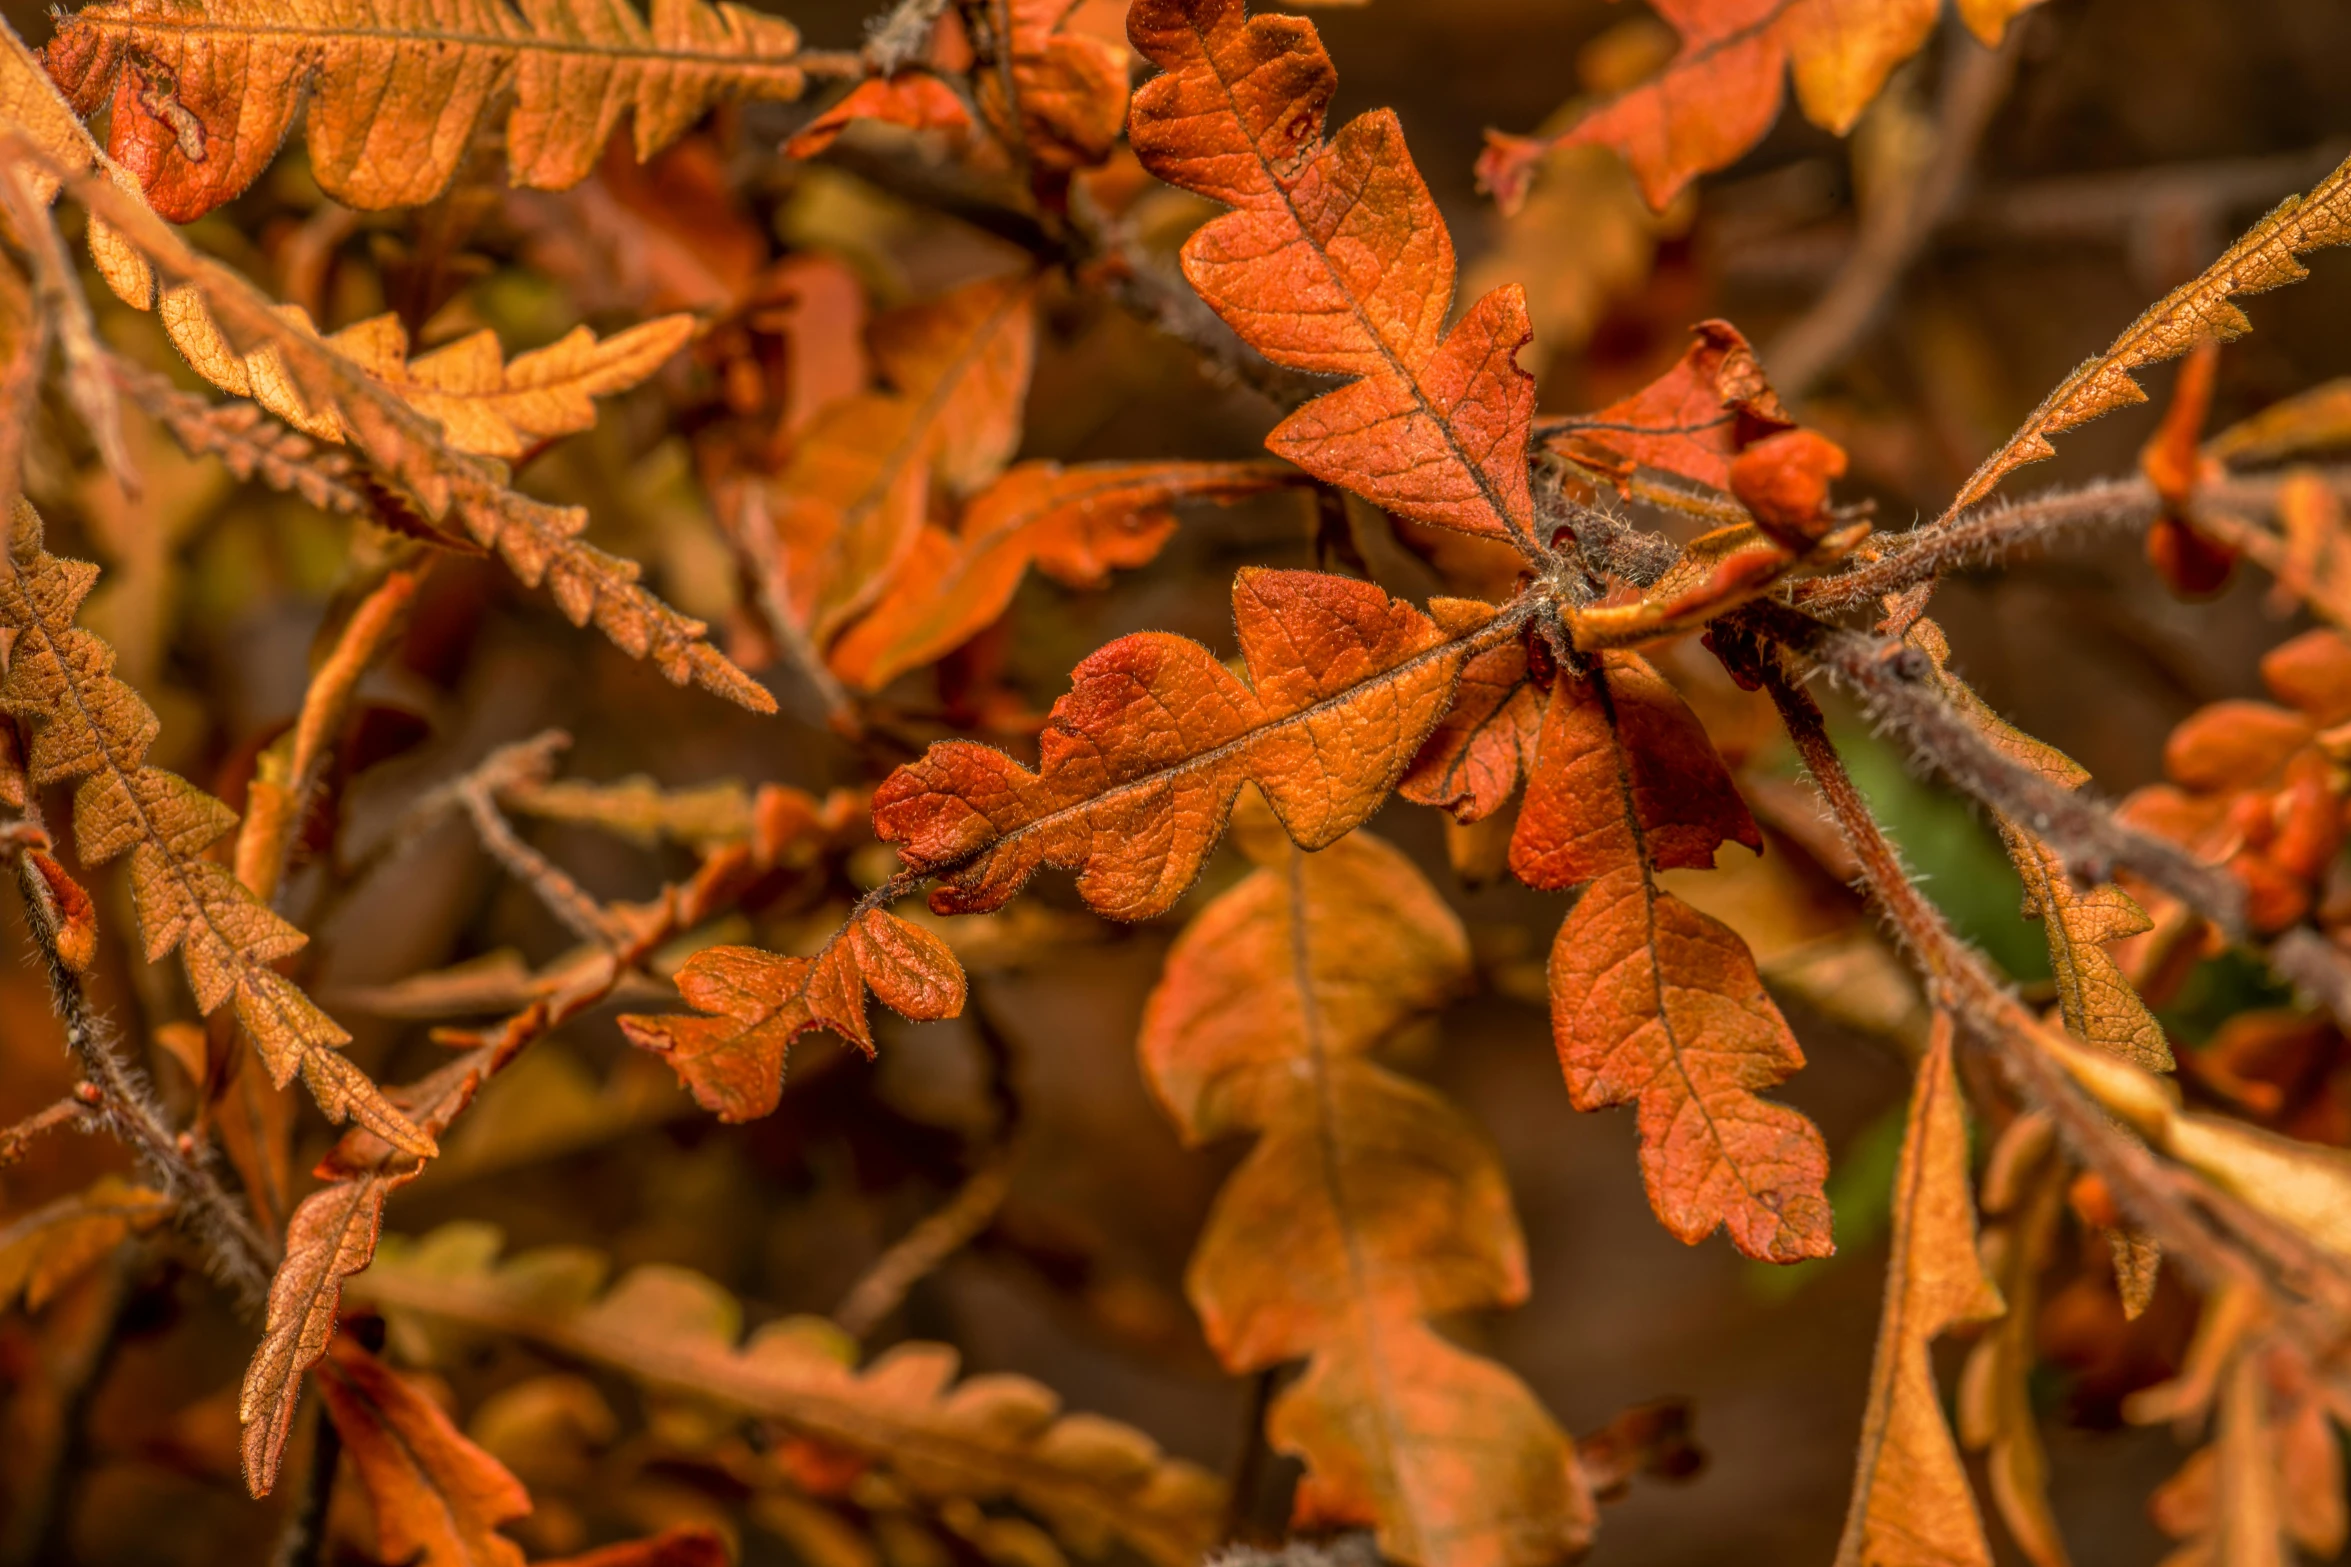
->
left=1510, top=652, right=1832, bottom=1261
left=316, top=1334, right=532, bottom=1567
left=617, top=907, right=968, bottom=1122
left=979, top=0, right=1130, bottom=172
left=25, top=846, right=97, bottom=972
left=1569, top=520, right=1867, bottom=651
left=762, top=275, right=1036, bottom=645
left=1543, top=319, right=1797, bottom=492
left=535, top=1528, right=731, bottom=1567
left=1141, top=820, right=1594, bottom=1567
left=786, top=72, right=974, bottom=159
left=874, top=570, right=1508, bottom=919
left=1127, top=0, right=1539, bottom=550
left=1478, top=0, right=2008, bottom=212
left=1398, top=633, right=1547, bottom=825
left=42, top=0, right=809, bottom=221
left=829, top=459, right=1296, bottom=691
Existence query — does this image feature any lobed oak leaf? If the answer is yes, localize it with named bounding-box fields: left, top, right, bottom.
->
left=875, top=568, right=1508, bottom=920
left=1544, top=320, right=1795, bottom=491
left=1478, top=0, right=2041, bottom=213
left=830, top=459, right=1296, bottom=691
left=0, top=1175, right=171, bottom=1311
left=786, top=72, right=975, bottom=158
left=762, top=275, right=1037, bottom=646
left=353, top=1226, right=1226, bottom=1567
left=617, top=906, right=967, bottom=1122
left=1141, top=822, right=1594, bottom=1567
left=41, top=0, right=809, bottom=222
left=315, top=1333, right=532, bottom=1567
left=1126, top=0, right=1540, bottom=551
left=1833, top=1014, right=2001, bottom=1567
left=1510, top=650, right=1832, bottom=1261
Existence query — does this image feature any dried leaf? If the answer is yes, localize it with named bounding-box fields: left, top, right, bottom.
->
left=1140, top=821, right=1593, bottom=1567
left=354, top=1226, right=1226, bottom=1567
left=1478, top=0, right=2033, bottom=211
left=761, top=276, right=1037, bottom=646
left=1398, top=633, right=1546, bottom=825
left=1511, top=650, right=1833, bottom=1261
left=42, top=0, right=809, bottom=220
left=0, top=500, right=430, bottom=1156
left=617, top=906, right=968, bottom=1122
left=1127, top=0, right=1540, bottom=550
left=1942, top=149, right=2351, bottom=519
left=0, top=1175, right=170, bottom=1311
left=1834, top=1014, right=2001, bottom=1567
left=1957, top=1125, right=2070, bottom=1567
left=874, top=571, right=1505, bottom=920
left=787, top=73, right=975, bottom=158
left=830, top=459, right=1295, bottom=691
left=979, top=0, right=1130, bottom=172
left=316, top=1334, right=532, bottom=1567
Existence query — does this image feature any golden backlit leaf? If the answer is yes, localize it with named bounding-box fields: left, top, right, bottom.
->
left=42, top=0, right=809, bottom=220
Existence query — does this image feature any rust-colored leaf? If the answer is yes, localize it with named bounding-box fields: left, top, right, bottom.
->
left=787, top=72, right=975, bottom=158
left=830, top=458, right=1295, bottom=691
left=1141, top=817, right=1592, bottom=1567
left=760, top=276, right=1036, bottom=646
left=316, top=1334, right=532, bottom=1567
left=41, top=0, right=809, bottom=221
left=1511, top=650, right=1832, bottom=1261
left=980, top=0, right=1130, bottom=172
left=0, top=1175, right=170, bottom=1311
left=1127, top=0, right=1539, bottom=550
left=617, top=906, right=967, bottom=1122
left=875, top=570, right=1505, bottom=919
left=1833, top=1014, right=2001, bottom=1567
left=1398, top=632, right=1546, bottom=825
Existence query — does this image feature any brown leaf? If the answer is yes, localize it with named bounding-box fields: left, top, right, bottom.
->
left=1511, top=651, right=1832, bottom=1261
left=316, top=1334, right=532, bottom=1567
left=0, top=1175, right=170, bottom=1311
left=1141, top=820, right=1592, bottom=1567
left=354, top=1228, right=1226, bottom=1567
left=617, top=906, right=968, bottom=1122
left=1833, top=1014, right=2002, bottom=1567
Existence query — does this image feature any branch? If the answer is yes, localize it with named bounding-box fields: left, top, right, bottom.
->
left=1767, top=17, right=2024, bottom=397
left=1747, top=602, right=2250, bottom=937
left=832, top=1156, right=1013, bottom=1338
left=9, top=830, right=274, bottom=1308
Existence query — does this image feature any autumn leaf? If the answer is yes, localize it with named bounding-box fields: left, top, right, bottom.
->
left=787, top=72, right=974, bottom=159
left=1958, top=1117, right=2070, bottom=1567
left=1568, top=518, right=1867, bottom=651
left=830, top=458, right=1297, bottom=691
left=353, top=1225, right=1226, bottom=1567
left=875, top=570, right=1509, bottom=919
left=41, top=0, right=811, bottom=221
left=758, top=275, right=1036, bottom=646
left=1477, top=0, right=2044, bottom=213
left=979, top=0, right=1130, bottom=173
left=316, top=1333, right=533, bottom=1567
left=1398, top=633, right=1546, bottom=825
left=1142, top=815, right=1593, bottom=1567
left=0, top=1175, right=170, bottom=1311
left=1833, top=1014, right=2001, bottom=1567
left=1936, top=147, right=2351, bottom=523
left=1544, top=320, right=1797, bottom=493
left=0, top=499, right=430, bottom=1157
left=1510, top=648, right=1833, bottom=1261
left=617, top=905, right=968, bottom=1122
left=290, top=313, right=698, bottom=460
left=1127, top=0, right=1540, bottom=551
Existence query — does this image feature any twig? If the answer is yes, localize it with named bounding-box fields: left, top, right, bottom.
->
left=267, top=1396, right=342, bottom=1567
left=833, top=1157, right=1015, bottom=1338
left=1768, top=17, right=2025, bottom=397
left=0, top=162, right=134, bottom=492
left=447, top=732, right=624, bottom=946
left=722, top=483, right=857, bottom=732
left=1747, top=602, right=2250, bottom=936
left=0, top=1096, right=90, bottom=1168
left=10, top=835, right=274, bottom=1308
left=1753, top=657, right=2263, bottom=1298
